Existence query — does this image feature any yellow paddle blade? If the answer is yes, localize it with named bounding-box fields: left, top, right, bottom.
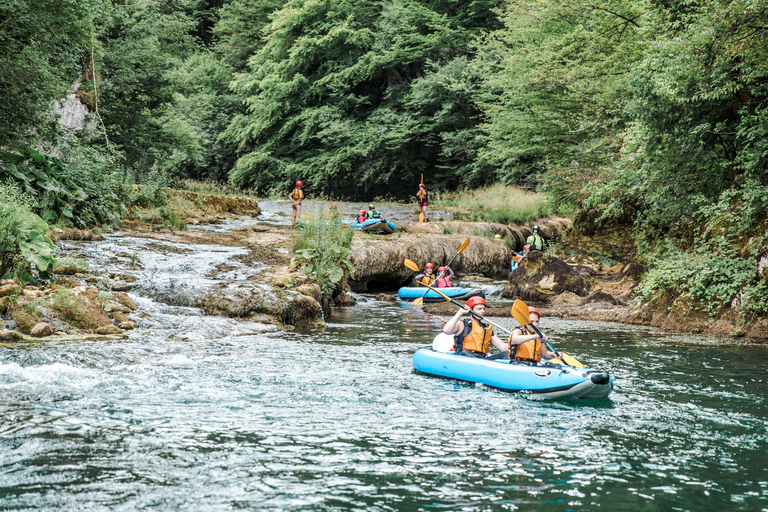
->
left=404, top=259, right=420, bottom=272
left=549, top=358, right=565, bottom=365
left=412, top=296, right=424, bottom=306
left=510, top=299, right=531, bottom=327
left=560, top=352, right=583, bottom=368
left=457, top=237, right=471, bottom=253
left=419, top=212, right=424, bottom=223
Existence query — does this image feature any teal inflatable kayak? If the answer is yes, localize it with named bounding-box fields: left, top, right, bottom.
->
left=412, top=347, right=613, bottom=399
left=397, top=287, right=484, bottom=303
left=343, top=218, right=396, bottom=234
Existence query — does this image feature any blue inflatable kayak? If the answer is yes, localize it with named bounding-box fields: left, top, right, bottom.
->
left=412, top=348, right=613, bottom=399
left=343, top=219, right=396, bottom=234
left=397, top=287, right=484, bottom=303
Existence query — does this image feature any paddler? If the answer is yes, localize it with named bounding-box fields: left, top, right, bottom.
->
left=442, top=296, right=507, bottom=358
left=289, top=181, right=304, bottom=228
left=435, top=266, right=454, bottom=288
left=414, top=263, right=436, bottom=285
left=417, top=183, right=429, bottom=222
left=508, top=307, right=557, bottom=362
left=366, top=204, right=382, bottom=219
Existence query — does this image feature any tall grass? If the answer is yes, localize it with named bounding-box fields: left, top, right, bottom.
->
left=177, top=179, right=263, bottom=199
left=431, top=184, right=554, bottom=225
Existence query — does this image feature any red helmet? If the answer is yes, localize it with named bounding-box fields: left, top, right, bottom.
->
left=438, top=266, right=446, bottom=272
left=528, top=306, right=541, bottom=318
left=360, top=210, right=366, bottom=214
left=419, top=183, right=425, bottom=187
left=425, top=263, right=434, bottom=268
left=466, top=296, right=486, bottom=309
left=330, top=203, right=337, bottom=208
left=296, top=181, right=303, bottom=187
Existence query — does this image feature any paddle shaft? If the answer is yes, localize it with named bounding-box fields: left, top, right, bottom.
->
left=417, top=282, right=512, bottom=334
left=415, top=238, right=469, bottom=301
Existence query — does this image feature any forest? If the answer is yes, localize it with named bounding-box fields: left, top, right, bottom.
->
left=2, top=0, right=768, bottom=320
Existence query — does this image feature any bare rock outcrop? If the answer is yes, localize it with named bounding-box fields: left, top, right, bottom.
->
left=350, top=235, right=512, bottom=291
left=502, top=256, right=593, bottom=302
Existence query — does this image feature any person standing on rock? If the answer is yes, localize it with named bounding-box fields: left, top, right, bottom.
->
left=442, top=296, right=507, bottom=358
left=417, top=183, right=429, bottom=222
left=526, top=225, right=544, bottom=253
left=289, top=181, right=304, bottom=228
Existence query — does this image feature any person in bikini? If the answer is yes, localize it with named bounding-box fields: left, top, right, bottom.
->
left=289, top=181, right=304, bottom=227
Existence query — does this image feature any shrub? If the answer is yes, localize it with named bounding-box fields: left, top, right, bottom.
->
left=0, top=182, right=56, bottom=283
left=290, top=216, right=355, bottom=300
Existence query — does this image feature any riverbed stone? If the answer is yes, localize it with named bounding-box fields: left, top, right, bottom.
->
left=95, top=325, right=123, bottom=335
left=0, top=329, right=22, bottom=341
left=110, top=292, right=137, bottom=311
left=118, top=320, right=137, bottom=330
left=53, top=277, right=81, bottom=288
left=293, top=294, right=323, bottom=329
left=30, top=322, right=53, bottom=337
left=0, top=284, right=19, bottom=297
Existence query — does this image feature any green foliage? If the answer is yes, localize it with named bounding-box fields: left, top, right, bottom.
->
left=290, top=216, right=355, bottom=300
left=224, top=0, right=499, bottom=198
left=0, top=0, right=103, bottom=143
left=0, top=182, right=56, bottom=283
left=432, top=184, right=550, bottom=224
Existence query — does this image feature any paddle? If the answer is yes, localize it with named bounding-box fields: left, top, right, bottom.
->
left=416, top=281, right=513, bottom=335
left=411, top=238, right=470, bottom=306
left=510, top=299, right=583, bottom=368
left=414, top=281, right=567, bottom=365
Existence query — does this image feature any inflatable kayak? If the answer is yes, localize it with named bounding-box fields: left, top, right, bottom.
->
left=412, top=347, right=613, bottom=399
left=397, top=287, right=484, bottom=303
left=361, top=219, right=396, bottom=234
left=343, top=218, right=396, bottom=233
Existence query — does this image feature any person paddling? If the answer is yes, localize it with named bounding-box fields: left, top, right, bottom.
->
left=508, top=306, right=557, bottom=362
left=356, top=210, right=367, bottom=223
left=442, top=296, right=507, bottom=358
left=435, top=266, right=454, bottom=288
left=289, top=181, right=304, bottom=228
left=414, top=263, right=436, bottom=285
left=367, top=204, right=382, bottom=219
left=417, top=183, right=429, bottom=222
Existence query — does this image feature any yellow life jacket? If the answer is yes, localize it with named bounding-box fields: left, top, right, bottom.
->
left=509, top=326, right=542, bottom=362
left=418, top=274, right=434, bottom=286
left=291, top=188, right=303, bottom=201
left=455, top=318, right=493, bottom=355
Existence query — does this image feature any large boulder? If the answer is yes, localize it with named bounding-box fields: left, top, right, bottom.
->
left=502, top=256, right=593, bottom=302
left=349, top=235, right=512, bottom=291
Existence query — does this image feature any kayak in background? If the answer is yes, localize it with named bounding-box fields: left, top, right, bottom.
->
left=412, top=346, right=613, bottom=399
left=397, top=287, right=484, bottom=303
left=343, top=218, right=396, bottom=234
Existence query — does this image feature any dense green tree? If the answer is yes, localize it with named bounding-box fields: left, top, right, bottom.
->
left=474, top=0, right=647, bottom=191
left=224, top=0, right=500, bottom=198
left=0, top=0, right=102, bottom=144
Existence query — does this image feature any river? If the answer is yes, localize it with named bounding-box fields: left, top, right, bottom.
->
left=1, top=205, right=767, bottom=511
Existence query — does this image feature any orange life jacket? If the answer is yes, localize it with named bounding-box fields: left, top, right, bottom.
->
left=509, top=326, right=542, bottom=362
left=418, top=275, right=434, bottom=286
left=455, top=318, right=493, bottom=355
left=291, top=188, right=304, bottom=201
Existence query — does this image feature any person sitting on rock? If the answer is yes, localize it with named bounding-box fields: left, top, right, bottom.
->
left=357, top=210, right=367, bottom=223
left=442, top=296, right=507, bottom=358
left=526, top=225, right=544, bottom=252
left=366, top=204, right=382, bottom=219
left=508, top=306, right=557, bottom=362
left=414, top=263, right=435, bottom=285
left=435, top=266, right=454, bottom=288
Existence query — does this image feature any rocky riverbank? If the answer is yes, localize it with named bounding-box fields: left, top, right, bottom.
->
left=2, top=191, right=765, bottom=343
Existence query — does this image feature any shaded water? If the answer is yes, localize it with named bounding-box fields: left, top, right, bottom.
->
left=1, top=294, right=766, bottom=511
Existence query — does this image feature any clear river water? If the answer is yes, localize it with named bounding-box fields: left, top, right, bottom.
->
left=1, top=205, right=767, bottom=511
